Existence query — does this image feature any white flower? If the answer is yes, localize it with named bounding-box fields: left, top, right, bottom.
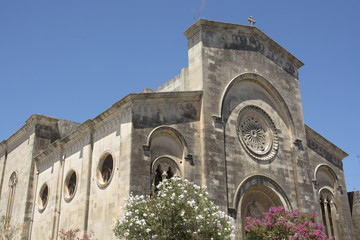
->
left=180, top=210, right=185, bottom=217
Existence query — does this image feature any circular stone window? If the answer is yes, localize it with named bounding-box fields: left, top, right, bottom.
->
left=97, top=153, right=114, bottom=188
left=64, top=170, right=77, bottom=201
left=237, top=105, right=278, bottom=161
left=38, top=183, right=49, bottom=212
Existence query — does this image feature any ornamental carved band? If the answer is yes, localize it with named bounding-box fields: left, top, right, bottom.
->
left=237, top=106, right=278, bottom=161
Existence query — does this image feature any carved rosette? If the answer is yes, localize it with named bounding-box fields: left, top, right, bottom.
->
left=237, top=106, right=278, bottom=161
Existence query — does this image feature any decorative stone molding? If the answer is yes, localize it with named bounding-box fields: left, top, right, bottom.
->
left=305, top=125, right=347, bottom=169
left=212, top=115, right=223, bottom=129
left=143, top=145, right=151, bottom=157
left=9, top=171, right=17, bottom=187
left=184, top=154, right=194, bottom=166
left=307, top=138, right=342, bottom=169
left=184, top=19, right=303, bottom=79
left=237, top=105, right=278, bottom=162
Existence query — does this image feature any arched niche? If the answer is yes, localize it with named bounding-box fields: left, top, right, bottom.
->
left=146, top=126, right=188, bottom=161
left=232, top=175, right=291, bottom=238
left=314, top=164, right=338, bottom=190
left=6, top=171, right=18, bottom=219
left=219, top=73, right=294, bottom=133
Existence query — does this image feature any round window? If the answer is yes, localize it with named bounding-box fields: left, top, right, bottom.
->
left=97, top=153, right=114, bottom=188
left=237, top=105, right=278, bottom=162
left=38, top=183, right=49, bottom=212
left=64, top=170, right=77, bottom=201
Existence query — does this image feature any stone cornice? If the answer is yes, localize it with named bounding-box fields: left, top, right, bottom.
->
left=34, top=91, right=203, bottom=165
left=184, top=19, right=304, bottom=79
left=0, top=114, right=62, bottom=156
left=305, top=124, right=348, bottom=169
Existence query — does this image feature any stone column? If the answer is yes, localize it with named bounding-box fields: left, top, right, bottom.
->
left=330, top=200, right=339, bottom=240
left=161, top=170, right=167, bottom=181
left=323, top=199, right=332, bottom=238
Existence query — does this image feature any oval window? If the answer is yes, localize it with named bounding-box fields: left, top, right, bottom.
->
left=38, top=183, right=49, bottom=212
left=64, top=170, right=77, bottom=201
left=97, top=153, right=114, bottom=188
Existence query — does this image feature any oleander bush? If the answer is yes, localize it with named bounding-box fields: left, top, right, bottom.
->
left=245, top=206, right=331, bottom=240
left=113, top=177, right=235, bottom=240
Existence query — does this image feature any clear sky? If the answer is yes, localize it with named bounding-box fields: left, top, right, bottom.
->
left=0, top=1, right=359, bottom=191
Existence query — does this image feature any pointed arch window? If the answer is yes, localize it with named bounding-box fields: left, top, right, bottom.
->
left=6, top=172, right=17, bottom=219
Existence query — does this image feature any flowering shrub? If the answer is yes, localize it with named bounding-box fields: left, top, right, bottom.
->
left=113, top=177, right=235, bottom=239
left=57, top=228, right=96, bottom=240
left=245, top=206, right=331, bottom=240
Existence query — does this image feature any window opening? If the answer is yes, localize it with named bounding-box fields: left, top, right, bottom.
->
left=64, top=170, right=77, bottom=201
left=6, top=172, right=17, bottom=219
left=38, top=184, right=49, bottom=211
left=101, top=155, right=113, bottom=183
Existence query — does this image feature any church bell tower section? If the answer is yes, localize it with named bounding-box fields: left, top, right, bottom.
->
left=184, top=19, right=318, bottom=238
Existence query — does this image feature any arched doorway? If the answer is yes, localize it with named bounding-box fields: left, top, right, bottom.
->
left=233, top=175, right=291, bottom=239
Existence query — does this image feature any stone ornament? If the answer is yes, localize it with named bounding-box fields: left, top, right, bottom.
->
left=9, top=172, right=17, bottom=187
left=237, top=105, right=278, bottom=161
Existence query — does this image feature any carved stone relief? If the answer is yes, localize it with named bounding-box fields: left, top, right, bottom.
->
left=237, top=106, right=278, bottom=161
left=307, top=139, right=342, bottom=169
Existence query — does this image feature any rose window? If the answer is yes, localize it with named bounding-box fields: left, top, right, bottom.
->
left=238, top=106, right=278, bottom=161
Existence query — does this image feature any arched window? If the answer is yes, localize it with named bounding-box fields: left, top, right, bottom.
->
left=315, top=165, right=339, bottom=239
left=319, top=189, right=338, bottom=239
left=6, top=172, right=17, bottom=219
left=151, top=157, right=181, bottom=190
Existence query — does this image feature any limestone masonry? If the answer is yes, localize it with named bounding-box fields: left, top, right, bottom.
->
left=0, top=19, right=357, bottom=239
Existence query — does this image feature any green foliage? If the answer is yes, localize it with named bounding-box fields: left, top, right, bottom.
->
left=113, top=177, right=235, bottom=240
left=0, top=216, right=22, bottom=240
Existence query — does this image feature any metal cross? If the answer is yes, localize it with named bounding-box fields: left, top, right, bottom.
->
left=248, top=16, right=256, bottom=26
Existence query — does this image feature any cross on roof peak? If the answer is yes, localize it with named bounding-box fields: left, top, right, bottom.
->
left=248, top=16, right=256, bottom=26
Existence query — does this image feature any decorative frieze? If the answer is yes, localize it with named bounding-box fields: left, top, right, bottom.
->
left=307, top=138, right=342, bottom=169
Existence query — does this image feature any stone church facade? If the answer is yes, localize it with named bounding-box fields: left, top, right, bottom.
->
left=0, top=20, right=356, bottom=239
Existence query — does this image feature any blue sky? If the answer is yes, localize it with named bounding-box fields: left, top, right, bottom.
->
left=1, top=1, right=359, bottom=191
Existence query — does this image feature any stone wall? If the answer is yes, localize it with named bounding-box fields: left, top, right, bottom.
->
left=348, top=191, right=360, bottom=239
